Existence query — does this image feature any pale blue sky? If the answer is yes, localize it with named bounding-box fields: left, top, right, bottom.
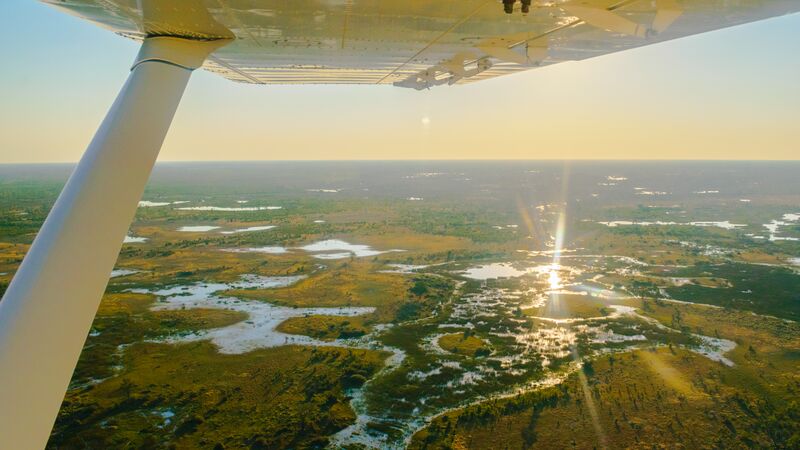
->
left=0, top=0, right=798, bottom=162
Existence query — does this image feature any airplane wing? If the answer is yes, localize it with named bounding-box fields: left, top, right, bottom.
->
left=42, top=0, right=799, bottom=89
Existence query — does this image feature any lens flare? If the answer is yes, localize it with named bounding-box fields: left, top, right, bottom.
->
left=577, top=364, right=609, bottom=448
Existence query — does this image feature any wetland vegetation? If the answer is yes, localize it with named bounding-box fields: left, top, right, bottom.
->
left=0, top=161, right=797, bottom=448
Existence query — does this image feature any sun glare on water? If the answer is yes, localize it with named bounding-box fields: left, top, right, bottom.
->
left=548, top=266, right=562, bottom=290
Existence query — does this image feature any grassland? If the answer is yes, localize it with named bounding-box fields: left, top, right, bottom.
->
left=277, top=315, right=370, bottom=341
left=412, top=291, right=800, bottom=449
left=229, top=259, right=408, bottom=316
left=411, top=348, right=800, bottom=449
left=70, top=292, right=247, bottom=385
left=637, top=298, right=800, bottom=403
left=51, top=279, right=391, bottom=448
left=662, top=263, right=800, bottom=321
left=1, top=163, right=798, bottom=448
left=438, top=333, right=491, bottom=357
left=575, top=217, right=799, bottom=268
left=524, top=294, right=617, bottom=320
left=52, top=343, right=387, bottom=449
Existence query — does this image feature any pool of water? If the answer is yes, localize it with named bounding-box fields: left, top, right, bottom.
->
left=130, top=275, right=376, bottom=354
left=177, top=226, right=221, bottom=232
left=176, top=206, right=282, bottom=211
left=220, top=225, right=276, bottom=234
left=224, top=246, right=289, bottom=254
left=597, top=220, right=745, bottom=230
left=300, top=239, right=404, bottom=259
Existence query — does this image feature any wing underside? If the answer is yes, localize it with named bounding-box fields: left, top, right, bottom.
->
left=42, top=0, right=800, bottom=88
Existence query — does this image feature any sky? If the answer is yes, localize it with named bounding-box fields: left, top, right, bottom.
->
left=0, top=1, right=798, bottom=163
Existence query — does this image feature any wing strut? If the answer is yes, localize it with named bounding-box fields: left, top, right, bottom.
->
left=0, top=36, right=228, bottom=449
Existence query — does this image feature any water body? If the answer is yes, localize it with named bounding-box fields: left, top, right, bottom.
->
left=138, top=200, right=189, bottom=207
left=222, top=239, right=403, bottom=260
left=130, top=275, right=375, bottom=354
left=763, top=212, right=800, bottom=241
left=223, top=246, right=288, bottom=254
left=177, top=226, right=221, bottom=232
left=312, top=252, right=354, bottom=260
left=380, top=264, right=429, bottom=274
left=110, top=269, right=138, bottom=278
left=219, top=225, right=276, bottom=234
left=461, top=262, right=571, bottom=281
left=461, top=262, right=532, bottom=280
left=300, top=239, right=404, bottom=259
left=597, top=220, right=745, bottom=230
left=138, top=201, right=171, bottom=207
left=176, top=206, right=282, bottom=211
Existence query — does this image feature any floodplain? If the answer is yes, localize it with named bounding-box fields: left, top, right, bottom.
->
left=0, top=161, right=797, bottom=448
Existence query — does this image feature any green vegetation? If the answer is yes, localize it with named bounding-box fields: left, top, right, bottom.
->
left=71, top=292, right=247, bottom=385
left=438, top=332, right=491, bottom=357
left=229, top=259, right=411, bottom=322
left=663, top=262, right=800, bottom=321
left=524, top=293, right=618, bottom=319
left=277, top=315, right=369, bottom=340
left=411, top=348, right=800, bottom=449
left=51, top=343, right=386, bottom=449
left=0, top=162, right=797, bottom=448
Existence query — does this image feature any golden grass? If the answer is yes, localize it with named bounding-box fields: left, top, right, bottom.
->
left=524, top=294, right=617, bottom=320
left=95, top=292, right=154, bottom=315
left=412, top=347, right=785, bottom=449
left=229, top=259, right=409, bottom=322
left=438, top=333, right=490, bottom=357
left=54, top=342, right=387, bottom=449
left=0, top=242, right=28, bottom=274
left=637, top=350, right=701, bottom=398
left=638, top=298, right=800, bottom=402
left=575, top=231, right=709, bottom=266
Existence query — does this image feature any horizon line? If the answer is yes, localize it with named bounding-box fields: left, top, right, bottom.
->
left=2, top=158, right=800, bottom=165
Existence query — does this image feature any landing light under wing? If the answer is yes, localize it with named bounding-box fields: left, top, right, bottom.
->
left=42, top=0, right=800, bottom=88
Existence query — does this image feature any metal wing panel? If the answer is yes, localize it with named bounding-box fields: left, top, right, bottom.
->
left=41, top=0, right=800, bottom=87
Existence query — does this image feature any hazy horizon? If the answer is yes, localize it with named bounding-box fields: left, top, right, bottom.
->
left=2, top=158, right=800, bottom=166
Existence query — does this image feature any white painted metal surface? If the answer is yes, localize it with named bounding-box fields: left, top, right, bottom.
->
left=0, top=37, right=225, bottom=450
left=41, top=0, right=800, bottom=88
